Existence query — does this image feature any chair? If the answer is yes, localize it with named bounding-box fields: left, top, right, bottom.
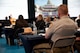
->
left=51, top=36, right=76, bottom=53
left=33, top=43, right=51, bottom=53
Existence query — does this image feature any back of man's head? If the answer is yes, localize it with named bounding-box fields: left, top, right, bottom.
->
left=58, top=4, right=68, bottom=17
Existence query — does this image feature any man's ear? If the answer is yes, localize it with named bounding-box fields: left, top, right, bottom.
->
left=58, top=12, right=60, bottom=17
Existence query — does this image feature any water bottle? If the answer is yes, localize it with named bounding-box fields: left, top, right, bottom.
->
left=33, top=21, right=37, bottom=35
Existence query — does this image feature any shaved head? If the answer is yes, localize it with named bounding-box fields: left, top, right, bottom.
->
left=58, top=4, right=68, bottom=17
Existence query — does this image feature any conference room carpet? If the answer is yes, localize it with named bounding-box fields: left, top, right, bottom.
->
left=0, top=37, right=25, bottom=53
left=0, top=35, right=78, bottom=53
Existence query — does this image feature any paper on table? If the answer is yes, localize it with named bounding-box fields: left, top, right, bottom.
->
left=38, top=33, right=45, bottom=36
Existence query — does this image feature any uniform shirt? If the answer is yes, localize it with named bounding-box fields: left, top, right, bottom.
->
left=45, top=16, right=78, bottom=42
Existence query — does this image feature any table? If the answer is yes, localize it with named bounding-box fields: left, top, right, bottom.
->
left=4, top=27, right=15, bottom=45
left=18, top=33, right=50, bottom=53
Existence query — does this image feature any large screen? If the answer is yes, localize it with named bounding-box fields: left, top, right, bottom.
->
left=0, top=0, right=28, bottom=20
left=68, top=0, right=80, bottom=17
left=35, top=0, right=62, bottom=18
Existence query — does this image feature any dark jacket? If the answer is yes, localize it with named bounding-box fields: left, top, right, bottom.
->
left=35, top=20, right=45, bottom=30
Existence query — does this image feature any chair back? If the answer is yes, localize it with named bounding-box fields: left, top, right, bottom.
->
left=52, top=36, right=76, bottom=48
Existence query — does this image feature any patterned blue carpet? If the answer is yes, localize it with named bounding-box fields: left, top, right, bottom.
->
left=0, top=38, right=25, bottom=53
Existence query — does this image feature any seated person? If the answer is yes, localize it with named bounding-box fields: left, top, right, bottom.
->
left=76, top=15, right=80, bottom=27
left=9, top=15, right=16, bottom=26
left=74, top=16, right=80, bottom=53
left=35, top=14, right=45, bottom=33
left=44, top=16, right=51, bottom=28
left=20, top=4, right=78, bottom=53
left=15, top=15, right=29, bottom=29
left=14, top=15, right=29, bottom=45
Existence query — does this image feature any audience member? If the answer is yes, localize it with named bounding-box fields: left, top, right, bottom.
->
left=14, top=15, right=29, bottom=45
left=44, top=16, right=51, bottom=27
left=74, top=15, right=80, bottom=53
left=20, top=4, right=78, bottom=53
left=45, top=4, right=78, bottom=53
left=14, top=15, right=29, bottom=35
left=15, top=15, right=29, bottom=29
left=5, top=16, right=8, bottom=20
left=53, top=16, right=59, bottom=22
left=76, top=15, right=80, bottom=27
left=75, top=15, right=80, bottom=22
left=49, top=16, right=59, bottom=28
left=3, top=16, right=11, bottom=26
left=35, top=14, right=45, bottom=33
left=9, top=15, right=16, bottom=26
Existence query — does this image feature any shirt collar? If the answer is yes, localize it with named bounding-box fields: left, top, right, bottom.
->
left=60, top=15, right=69, bottom=19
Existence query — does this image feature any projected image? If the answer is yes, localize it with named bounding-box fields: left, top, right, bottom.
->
left=68, top=0, right=80, bottom=17
left=0, top=0, right=28, bottom=20
left=35, top=0, right=62, bottom=18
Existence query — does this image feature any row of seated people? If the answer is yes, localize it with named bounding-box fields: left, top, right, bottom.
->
left=4, top=14, right=56, bottom=37
left=3, top=14, right=53, bottom=46
left=1, top=14, right=80, bottom=53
